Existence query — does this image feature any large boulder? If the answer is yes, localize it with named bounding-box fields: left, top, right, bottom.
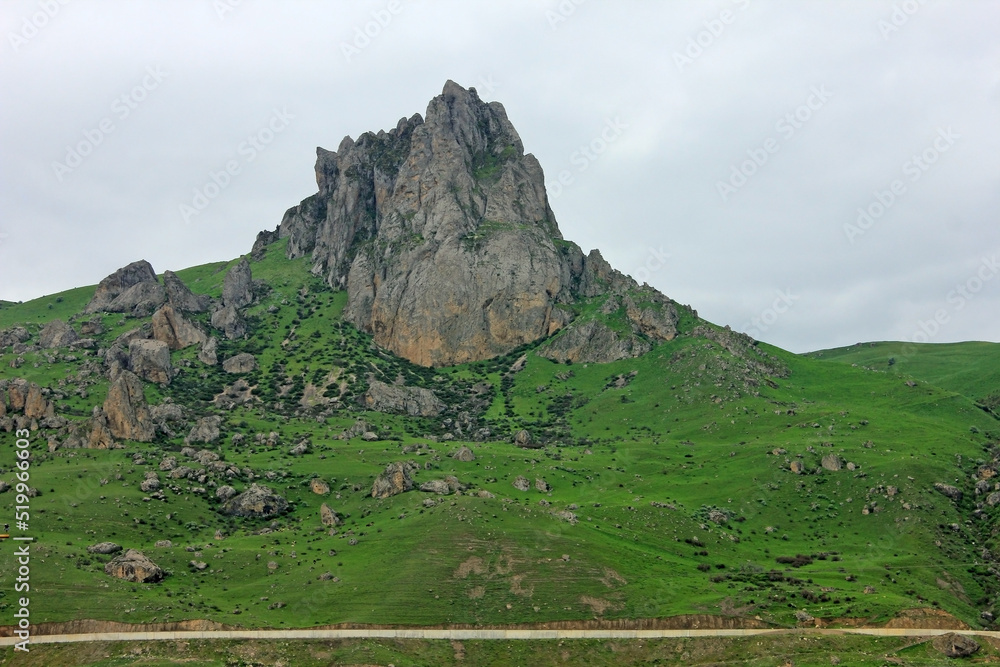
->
left=185, top=415, right=222, bottom=445
left=363, top=380, right=445, bottom=417
left=371, top=461, right=417, bottom=498
left=222, top=353, right=258, bottom=374
left=320, top=503, right=342, bottom=527
left=934, top=483, right=963, bottom=502
left=104, top=549, right=165, bottom=583
left=128, top=339, right=172, bottom=385
left=211, top=305, right=246, bottom=340
left=821, top=454, right=843, bottom=471
left=452, top=446, right=475, bottom=462
left=100, top=370, right=154, bottom=442
left=163, top=270, right=212, bottom=312
left=6, top=378, right=29, bottom=412
left=222, top=484, right=289, bottom=518
left=932, top=633, right=980, bottom=658
left=419, top=479, right=452, bottom=495
left=222, top=257, right=253, bottom=309
left=151, top=304, right=208, bottom=350
left=199, top=337, right=219, bottom=365
left=513, top=429, right=537, bottom=448
left=38, top=319, right=79, bottom=348
left=23, top=383, right=54, bottom=420
left=87, top=542, right=122, bottom=555
left=85, top=260, right=159, bottom=313
left=108, top=281, right=166, bottom=316
left=0, top=326, right=30, bottom=350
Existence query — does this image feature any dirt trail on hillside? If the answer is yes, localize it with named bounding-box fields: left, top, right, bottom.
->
left=0, top=608, right=969, bottom=637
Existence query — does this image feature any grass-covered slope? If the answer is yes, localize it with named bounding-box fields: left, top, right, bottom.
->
left=807, top=341, right=1000, bottom=417
left=0, top=243, right=997, bottom=634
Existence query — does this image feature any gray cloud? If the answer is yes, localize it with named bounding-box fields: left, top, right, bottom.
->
left=1, top=0, right=997, bottom=353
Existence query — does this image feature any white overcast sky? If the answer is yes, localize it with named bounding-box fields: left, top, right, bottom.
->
left=1, top=0, right=998, bottom=353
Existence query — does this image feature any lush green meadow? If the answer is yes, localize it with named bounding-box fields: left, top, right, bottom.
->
left=0, top=242, right=996, bottom=639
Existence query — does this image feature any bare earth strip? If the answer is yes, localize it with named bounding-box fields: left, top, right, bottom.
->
left=1, top=627, right=998, bottom=645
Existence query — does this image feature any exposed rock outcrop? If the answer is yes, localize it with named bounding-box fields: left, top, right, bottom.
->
left=934, top=483, right=963, bottom=502
left=129, top=339, right=172, bottom=385
left=222, top=353, right=258, bottom=374
left=363, top=380, right=445, bottom=417
left=257, top=81, right=666, bottom=367
left=211, top=305, right=245, bottom=340
left=87, top=542, right=122, bottom=555
left=213, top=378, right=255, bottom=409
left=38, top=319, right=79, bottom=348
left=821, top=454, right=843, bottom=471
left=163, top=270, right=211, bottom=312
left=85, top=260, right=159, bottom=313
left=932, top=633, right=980, bottom=658
left=452, top=446, right=475, bottom=462
left=222, top=257, right=253, bottom=309
left=98, top=370, right=154, bottom=442
left=199, top=337, right=219, bottom=365
left=23, top=383, right=54, bottom=420
left=0, top=326, right=30, bottom=350
left=371, top=461, right=417, bottom=498
left=513, top=429, right=538, bottom=448
left=538, top=319, right=651, bottom=364
left=104, top=549, right=165, bottom=583
left=151, top=305, right=208, bottom=350
left=185, top=416, right=222, bottom=445
left=222, top=483, right=289, bottom=518
left=320, top=503, right=342, bottom=527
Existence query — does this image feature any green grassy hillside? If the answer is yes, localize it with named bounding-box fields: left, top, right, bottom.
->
left=0, top=243, right=996, bottom=638
left=807, top=341, right=1000, bottom=417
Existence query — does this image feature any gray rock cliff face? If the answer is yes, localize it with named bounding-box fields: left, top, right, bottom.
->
left=363, top=379, right=445, bottom=417
left=163, top=270, right=212, bottom=312
left=39, top=319, right=79, bottom=348
left=257, top=81, right=659, bottom=367
left=151, top=305, right=208, bottom=350
left=97, top=369, right=154, bottom=443
left=85, top=260, right=159, bottom=313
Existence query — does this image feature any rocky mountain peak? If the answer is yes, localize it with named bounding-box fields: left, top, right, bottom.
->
left=256, top=81, right=664, bottom=367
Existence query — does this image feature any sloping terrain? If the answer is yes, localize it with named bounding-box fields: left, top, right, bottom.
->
left=0, top=239, right=996, bottom=635
left=808, top=341, right=1000, bottom=418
